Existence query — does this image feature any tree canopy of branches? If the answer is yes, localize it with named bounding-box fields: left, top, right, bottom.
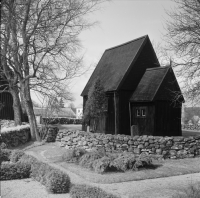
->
left=83, top=79, right=107, bottom=130
left=165, top=0, right=200, bottom=103
left=1, top=0, right=105, bottom=140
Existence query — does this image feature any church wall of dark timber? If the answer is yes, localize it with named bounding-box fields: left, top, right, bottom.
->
left=130, top=101, right=182, bottom=136
left=118, top=91, right=133, bottom=135
left=154, top=101, right=182, bottom=136
left=117, top=40, right=159, bottom=136
left=0, top=92, right=14, bottom=120
left=131, top=102, right=155, bottom=136
left=105, top=93, right=115, bottom=134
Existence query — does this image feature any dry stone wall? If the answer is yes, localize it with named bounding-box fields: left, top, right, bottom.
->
left=1, top=125, right=30, bottom=147
left=56, top=130, right=200, bottom=159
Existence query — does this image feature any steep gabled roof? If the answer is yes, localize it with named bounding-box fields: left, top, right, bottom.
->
left=81, top=35, right=149, bottom=96
left=130, top=66, right=184, bottom=102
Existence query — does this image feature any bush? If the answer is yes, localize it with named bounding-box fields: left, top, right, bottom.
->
left=92, top=156, right=113, bottom=174
left=79, top=150, right=105, bottom=169
left=111, top=153, right=137, bottom=172
left=0, top=161, right=31, bottom=180
left=70, top=184, right=118, bottom=198
left=0, top=149, right=11, bottom=163
left=30, top=161, right=53, bottom=184
left=62, top=148, right=87, bottom=163
left=45, top=169, right=71, bottom=193
left=10, top=150, right=25, bottom=163
left=0, top=142, right=7, bottom=149
left=133, top=153, right=152, bottom=170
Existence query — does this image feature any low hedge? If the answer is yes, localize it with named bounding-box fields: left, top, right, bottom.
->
left=0, top=161, right=31, bottom=180
left=10, top=150, right=25, bottom=163
left=30, top=161, right=54, bottom=184
left=70, top=184, right=119, bottom=198
left=45, top=170, right=71, bottom=193
left=1, top=125, right=30, bottom=147
left=30, top=158, right=71, bottom=193
left=42, top=117, right=82, bottom=125
left=0, top=149, right=12, bottom=164
left=0, top=150, right=71, bottom=194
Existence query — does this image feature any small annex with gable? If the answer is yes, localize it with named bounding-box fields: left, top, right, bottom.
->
left=130, top=66, right=184, bottom=136
left=81, top=35, right=184, bottom=136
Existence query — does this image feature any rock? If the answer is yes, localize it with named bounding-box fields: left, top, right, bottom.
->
left=138, top=144, right=144, bottom=149
left=134, top=148, right=141, bottom=154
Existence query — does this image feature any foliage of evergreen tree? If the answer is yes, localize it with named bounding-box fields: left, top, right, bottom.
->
left=0, top=102, right=4, bottom=111
left=83, top=79, right=107, bottom=130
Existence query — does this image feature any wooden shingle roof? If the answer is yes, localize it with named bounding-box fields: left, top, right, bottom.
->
left=130, top=66, right=183, bottom=102
left=81, top=35, right=149, bottom=96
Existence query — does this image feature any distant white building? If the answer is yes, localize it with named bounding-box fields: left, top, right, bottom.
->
left=76, top=107, right=83, bottom=119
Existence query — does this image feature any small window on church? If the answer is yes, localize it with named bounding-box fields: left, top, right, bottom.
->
left=141, top=109, right=146, bottom=117
left=136, top=109, right=141, bottom=116
left=136, top=107, right=147, bottom=117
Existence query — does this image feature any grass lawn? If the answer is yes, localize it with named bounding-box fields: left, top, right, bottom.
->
left=182, top=129, right=200, bottom=137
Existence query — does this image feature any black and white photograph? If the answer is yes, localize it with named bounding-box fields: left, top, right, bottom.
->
left=1, top=0, right=200, bottom=197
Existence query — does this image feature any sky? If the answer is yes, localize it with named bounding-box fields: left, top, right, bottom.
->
left=31, top=0, right=177, bottom=107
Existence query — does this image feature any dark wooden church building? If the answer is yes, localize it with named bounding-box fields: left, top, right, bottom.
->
left=0, top=76, right=14, bottom=120
left=81, top=35, right=184, bottom=136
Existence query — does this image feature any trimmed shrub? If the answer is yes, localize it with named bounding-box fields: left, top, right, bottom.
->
left=70, top=184, right=118, bottom=198
left=30, top=161, right=53, bottom=184
left=0, top=149, right=12, bottom=163
left=0, top=142, right=7, bottom=149
left=10, top=150, right=25, bottom=163
left=19, top=154, right=38, bottom=165
left=62, top=148, right=87, bottom=163
left=45, top=169, right=71, bottom=193
left=0, top=161, right=31, bottom=180
left=1, top=125, right=30, bottom=147
left=79, top=150, right=105, bottom=169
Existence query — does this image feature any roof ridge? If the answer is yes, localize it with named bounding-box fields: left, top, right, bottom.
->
left=146, top=66, right=170, bottom=71
left=105, top=35, right=148, bottom=51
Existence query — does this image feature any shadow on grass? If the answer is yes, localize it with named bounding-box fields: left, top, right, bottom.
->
left=139, top=164, right=163, bottom=170
left=101, top=164, right=163, bottom=174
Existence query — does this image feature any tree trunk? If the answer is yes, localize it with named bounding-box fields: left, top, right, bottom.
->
left=19, top=89, right=27, bottom=122
left=21, top=81, right=41, bottom=141
left=10, top=87, right=22, bottom=126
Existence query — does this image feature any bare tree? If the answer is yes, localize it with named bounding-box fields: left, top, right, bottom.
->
left=1, top=0, right=106, bottom=141
left=165, top=0, right=200, bottom=103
